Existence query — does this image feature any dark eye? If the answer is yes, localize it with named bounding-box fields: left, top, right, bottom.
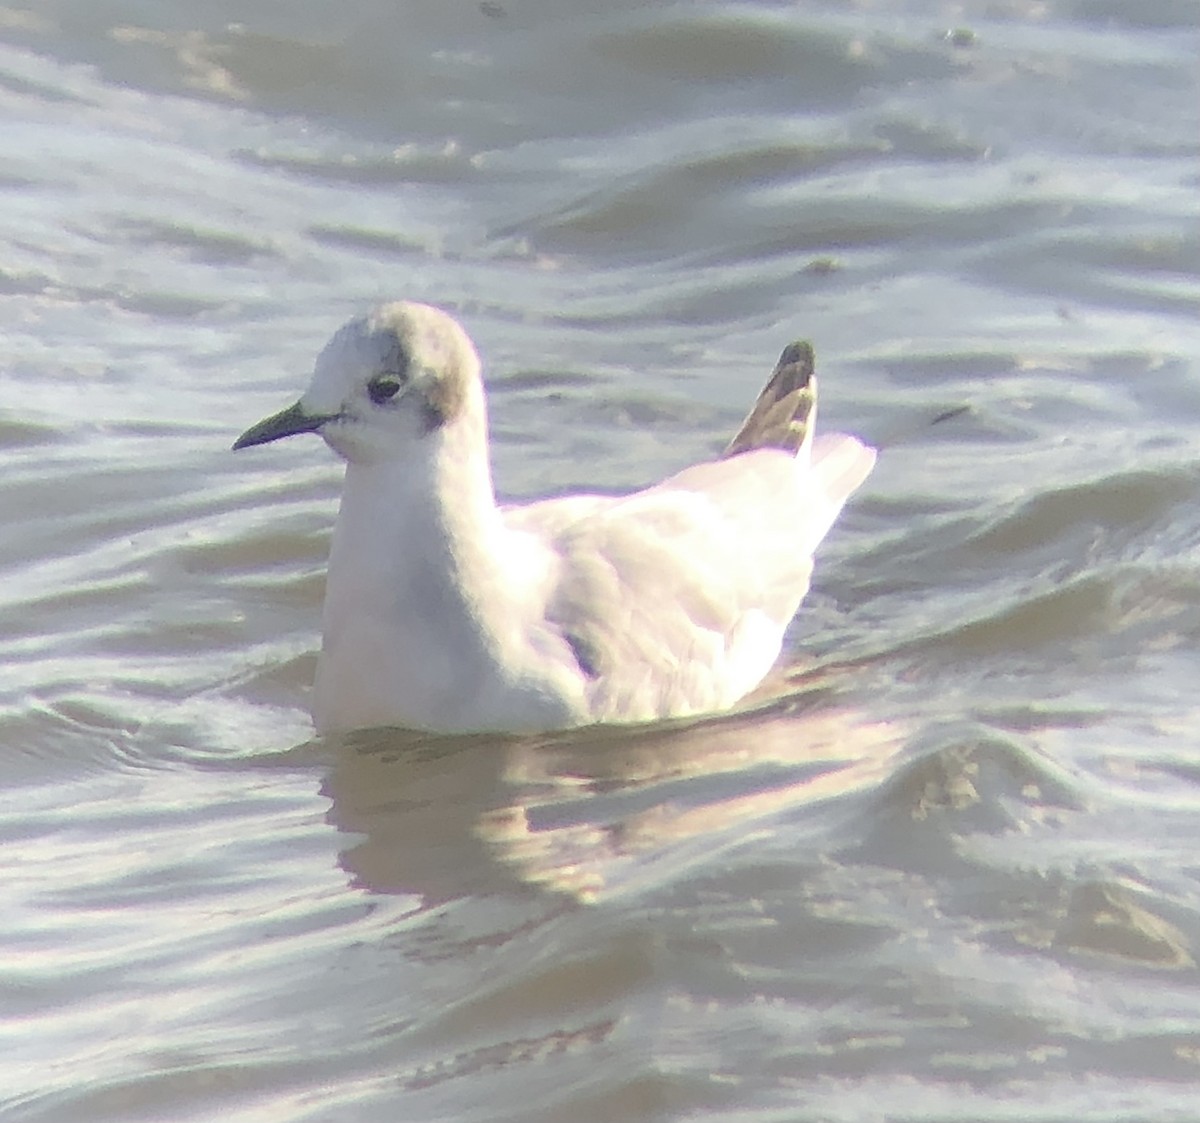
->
left=367, top=376, right=402, bottom=404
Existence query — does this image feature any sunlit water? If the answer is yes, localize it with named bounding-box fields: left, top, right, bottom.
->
left=2, top=1, right=1199, bottom=1119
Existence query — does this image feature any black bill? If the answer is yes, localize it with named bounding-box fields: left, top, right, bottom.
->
left=233, top=401, right=335, bottom=450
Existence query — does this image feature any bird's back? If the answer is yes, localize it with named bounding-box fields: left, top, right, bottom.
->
left=505, top=341, right=875, bottom=724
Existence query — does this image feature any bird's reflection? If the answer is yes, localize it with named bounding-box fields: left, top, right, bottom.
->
left=322, top=677, right=906, bottom=905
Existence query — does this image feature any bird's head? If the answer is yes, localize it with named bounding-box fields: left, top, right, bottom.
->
left=233, top=301, right=481, bottom=464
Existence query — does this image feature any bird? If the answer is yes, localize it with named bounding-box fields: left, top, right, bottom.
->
left=233, top=302, right=875, bottom=735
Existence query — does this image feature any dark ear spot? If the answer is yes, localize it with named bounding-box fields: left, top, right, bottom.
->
left=420, top=362, right=467, bottom=432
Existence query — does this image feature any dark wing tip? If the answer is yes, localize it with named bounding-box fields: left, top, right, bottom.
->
left=722, top=340, right=818, bottom=459
left=775, top=341, right=815, bottom=385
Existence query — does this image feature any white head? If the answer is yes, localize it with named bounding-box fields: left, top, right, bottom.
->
left=234, top=302, right=484, bottom=465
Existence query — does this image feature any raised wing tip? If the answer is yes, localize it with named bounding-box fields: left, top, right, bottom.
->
left=774, top=341, right=814, bottom=385
left=722, top=340, right=817, bottom=459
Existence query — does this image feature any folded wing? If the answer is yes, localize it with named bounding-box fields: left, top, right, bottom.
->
left=507, top=431, right=875, bottom=722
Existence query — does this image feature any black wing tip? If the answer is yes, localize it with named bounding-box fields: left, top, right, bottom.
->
left=720, top=339, right=818, bottom=459
left=777, top=339, right=814, bottom=367
left=774, top=341, right=815, bottom=388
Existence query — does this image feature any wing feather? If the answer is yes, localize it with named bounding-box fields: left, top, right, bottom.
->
left=503, top=433, right=874, bottom=722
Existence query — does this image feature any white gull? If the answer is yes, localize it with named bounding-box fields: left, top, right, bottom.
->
left=234, top=302, right=875, bottom=735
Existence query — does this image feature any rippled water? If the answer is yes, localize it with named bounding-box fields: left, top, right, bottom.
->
left=2, top=1, right=1199, bottom=1119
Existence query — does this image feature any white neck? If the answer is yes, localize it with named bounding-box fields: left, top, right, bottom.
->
left=312, top=416, right=577, bottom=733
left=333, top=413, right=504, bottom=611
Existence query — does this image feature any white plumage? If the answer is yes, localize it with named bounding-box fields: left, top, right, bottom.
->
left=234, top=302, right=875, bottom=734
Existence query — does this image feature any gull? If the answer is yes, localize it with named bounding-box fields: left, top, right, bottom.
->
left=234, top=303, right=876, bottom=735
